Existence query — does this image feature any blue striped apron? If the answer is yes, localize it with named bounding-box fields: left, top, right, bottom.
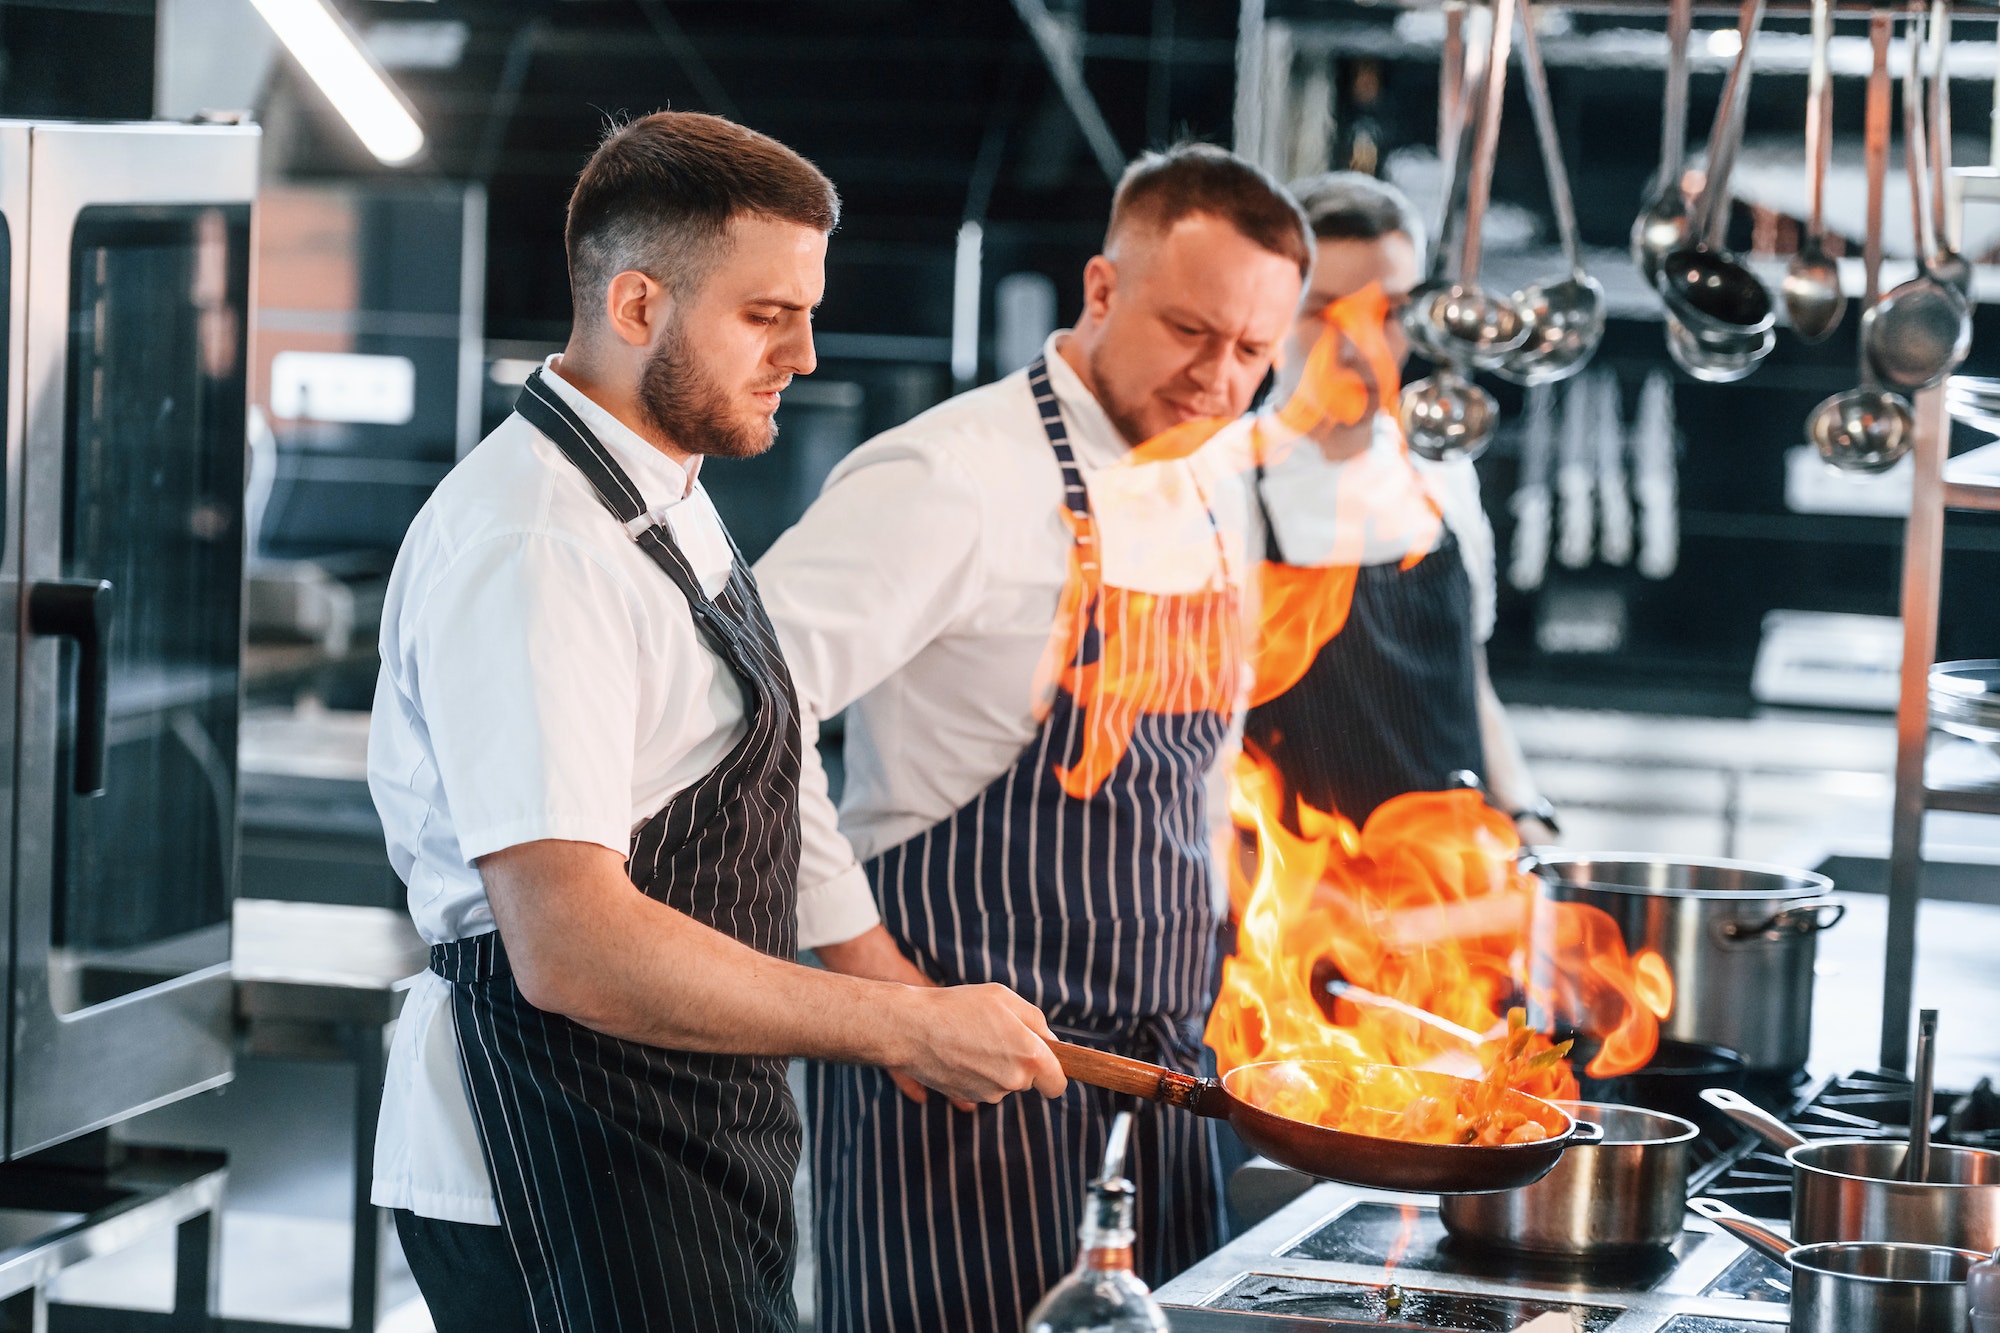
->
left=1243, top=466, right=1484, bottom=826
left=433, top=369, right=804, bottom=1333
left=810, top=355, right=1235, bottom=1333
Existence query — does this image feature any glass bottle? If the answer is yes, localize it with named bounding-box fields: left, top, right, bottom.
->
left=1024, top=1114, right=1170, bottom=1333
left=1969, top=1246, right=2000, bottom=1333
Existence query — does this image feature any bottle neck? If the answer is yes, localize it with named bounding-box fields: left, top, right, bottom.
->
left=1077, top=1179, right=1138, bottom=1274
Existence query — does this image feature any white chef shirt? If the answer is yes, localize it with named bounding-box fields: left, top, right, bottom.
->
left=366, top=357, right=819, bottom=1224
left=758, top=333, right=1256, bottom=944
left=1253, top=413, right=1498, bottom=643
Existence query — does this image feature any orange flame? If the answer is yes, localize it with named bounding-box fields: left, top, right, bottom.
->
left=1206, top=751, right=1676, bottom=1135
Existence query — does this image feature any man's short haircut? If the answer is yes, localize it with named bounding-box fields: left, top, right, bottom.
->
left=1105, top=143, right=1313, bottom=279
left=1288, top=171, right=1428, bottom=269
left=565, top=110, right=840, bottom=322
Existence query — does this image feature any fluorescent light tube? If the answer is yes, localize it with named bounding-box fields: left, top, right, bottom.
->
left=249, top=0, right=425, bottom=165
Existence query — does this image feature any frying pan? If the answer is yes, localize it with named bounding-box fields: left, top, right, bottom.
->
left=1048, top=1040, right=1602, bottom=1194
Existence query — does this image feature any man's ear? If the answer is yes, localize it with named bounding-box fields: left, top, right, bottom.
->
left=1079, top=254, right=1117, bottom=323
left=603, top=270, right=668, bottom=348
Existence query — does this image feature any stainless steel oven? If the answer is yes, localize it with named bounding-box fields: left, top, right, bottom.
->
left=6, top=121, right=256, bottom=1159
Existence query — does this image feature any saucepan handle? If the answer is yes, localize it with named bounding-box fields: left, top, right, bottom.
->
left=1045, top=1039, right=1218, bottom=1116
left=1688, top=1196, right=1796, bottom=1271
left=1701, top=1086, right=1809, bottom=1151
left=1567, top=1117, right=1606, bottom=1145
left=1717, top=899, right=1846, bottom=943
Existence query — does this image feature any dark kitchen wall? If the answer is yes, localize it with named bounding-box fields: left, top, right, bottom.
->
left=0, top=0, right=155, bottom=119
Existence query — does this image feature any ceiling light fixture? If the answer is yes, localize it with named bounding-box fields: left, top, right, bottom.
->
left=248, top=0, right=426, bottom=165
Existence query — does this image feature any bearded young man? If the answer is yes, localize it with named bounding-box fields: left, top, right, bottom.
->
left=755, top=143, right=1311, bottom=1333
left=367, top=111, right=1064, bottom=1333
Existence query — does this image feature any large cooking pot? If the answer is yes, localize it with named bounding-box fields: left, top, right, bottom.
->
left=1438, top=1101, right=1698, bottom=1255
left=1705, top=1088, right=2000, bottom=1253
left=1691, top=1197, right=1984, bottom=1333
left=1530, top=854, right=1843, bottom=1072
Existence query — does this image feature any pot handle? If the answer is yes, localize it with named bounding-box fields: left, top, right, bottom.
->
left=1566, top=1118, right=1606, bottom=1145
left=1700, top=1087, right=1809, bottom=1151
left=1688, top=1197, right=1796, bottom=1271
left=1716, top=899, right=1846, bottom=943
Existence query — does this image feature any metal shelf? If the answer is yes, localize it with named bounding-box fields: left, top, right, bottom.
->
left=1925, top=783, right=2000, bottom=816
left=1945, top=479, right=2000, bottom=513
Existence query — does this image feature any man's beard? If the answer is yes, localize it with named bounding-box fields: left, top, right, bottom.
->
left=637, top=317, right=780, bottom=460
left=1086, top=341, right=1160, bottom=448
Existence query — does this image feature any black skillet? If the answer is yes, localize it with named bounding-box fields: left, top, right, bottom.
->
left=1049, top=1040, right=1602, bottom=1195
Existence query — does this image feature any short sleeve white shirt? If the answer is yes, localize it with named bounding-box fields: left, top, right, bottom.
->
left=366, top=359, right=750, bottom=1223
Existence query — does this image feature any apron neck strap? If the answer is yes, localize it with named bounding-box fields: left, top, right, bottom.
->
left=1026, top=355, right=1094, bottom=528
left=513, top=367, right=717, bottom=612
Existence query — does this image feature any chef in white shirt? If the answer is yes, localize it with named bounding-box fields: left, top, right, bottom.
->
left=366, top=110, right=1062, bottom=1333
left=1242, top=171, right=1554, bottom=839
left=755, top=143, right=1312, bottom=1333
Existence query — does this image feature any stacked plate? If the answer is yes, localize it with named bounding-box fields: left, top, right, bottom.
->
left=1931, top=660, right=2000, bottom=751
left=1947, top=377, right=2000, bottom=438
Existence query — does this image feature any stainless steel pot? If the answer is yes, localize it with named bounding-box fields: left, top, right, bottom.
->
left=1691, top=1197, right=1983, bottom=1333
left=1705, top=1087, right=2000, bottom=1253
left=1530, top=855, right=1843, bottom=1071
left=1438, top=1102, right=1697, bottom=1255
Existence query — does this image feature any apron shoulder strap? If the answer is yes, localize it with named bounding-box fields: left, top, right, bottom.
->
left=514, top=367, right=716, bottom=616
left=1026, top=355, right=1093, bottom=530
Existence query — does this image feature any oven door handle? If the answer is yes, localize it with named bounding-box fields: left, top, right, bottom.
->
left=28, top=578, right=114, bottom=797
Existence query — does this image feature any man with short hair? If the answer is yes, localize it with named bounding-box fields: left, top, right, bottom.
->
left=368, top=110, right=1064, bottom=1333
left=756, top=143, right=1311, bottom=1332
left=1245, top=169, right=1553, bottom=838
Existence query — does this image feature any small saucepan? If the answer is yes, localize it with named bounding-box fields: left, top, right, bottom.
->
left=1047, top=1041, right=1602, bottom=1194
left=1439, top=1101, right=1699, bottom=1255
left=1690, top=1196, right=1983, bottom=1333
left=1703, top=1087, right=2000, bottom=1253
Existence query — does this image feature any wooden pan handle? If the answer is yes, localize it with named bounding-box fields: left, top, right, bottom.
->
left=1046, top=1039, right=1224, bottom=1118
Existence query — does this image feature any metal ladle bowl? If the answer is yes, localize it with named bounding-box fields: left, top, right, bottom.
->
left=1664, top=314, right=1772, bottom=384
left=1399, top=366, right=1499, bottom=461
left=1498, top=272, right=1607, bottom=385
left=1659, top=245, right=1777, bottom=348
left=1632, top=181, right=1693, bottom=288
left=1807, top=381, right=1915, bottom=473
left=1429, top=283, right=1531, bottom=366
left=1863, top=279, right=1972, bottom=392
left=1783, top=235, right=1846, bottom=343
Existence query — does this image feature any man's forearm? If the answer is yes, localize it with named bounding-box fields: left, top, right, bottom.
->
left=482, top=839, right=916, bottom=1066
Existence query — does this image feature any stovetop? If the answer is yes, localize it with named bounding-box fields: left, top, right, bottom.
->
left=1159, top=1068, right=1997, bottom=1332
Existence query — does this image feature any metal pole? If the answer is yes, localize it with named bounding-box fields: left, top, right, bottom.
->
left=1883, top=378, right=1947, bottom=1074
left=1234, top=0, right=1268, bottom=163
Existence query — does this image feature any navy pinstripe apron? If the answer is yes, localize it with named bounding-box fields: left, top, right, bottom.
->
left=810, top=356, right=1234, bottom=1333
left=1243, top=466, right=1484, bottom=826
left=433, top=369, right=803, bottom=1333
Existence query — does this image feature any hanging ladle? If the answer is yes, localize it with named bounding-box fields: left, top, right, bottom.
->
left=1658, top=0, right=1775, bottom=364
left=1424, top=0, right=1529, bottom=367
left=1924, top=0, right=1973, bottom=297
left=1399, top=361, right=1500, bottom=461
left=1632, top=0, right=1695, bottom=284
left=1497, top=1, right=1606, bottom=386
left=1405, top=2, right=1484, bottom=364
left=1862, top=4, right=1971, bottom=393
left=1783, top=0, right=1846, bottom=342
left=1809, top=8, right=1915, bottom=473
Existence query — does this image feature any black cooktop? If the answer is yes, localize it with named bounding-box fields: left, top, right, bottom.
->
left=1202, top=1272, right=1625, bottom=1331
left=1280, top=1202, right=1689, bottom=1293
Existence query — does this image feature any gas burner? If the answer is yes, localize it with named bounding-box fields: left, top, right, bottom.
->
left=1701, top=1249, right=1791, bottom=1305
left=1206, top=1273, right=1624, bottom=1331
left=1282, top=1202, right=1689, bottom=1293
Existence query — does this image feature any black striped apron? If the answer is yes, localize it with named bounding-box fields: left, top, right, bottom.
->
left=1243, top=467, right=1484, bottom=827
left=433, top=369, right=804, bottom=1333
left=810, top=355, right=1234, bottom=1333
